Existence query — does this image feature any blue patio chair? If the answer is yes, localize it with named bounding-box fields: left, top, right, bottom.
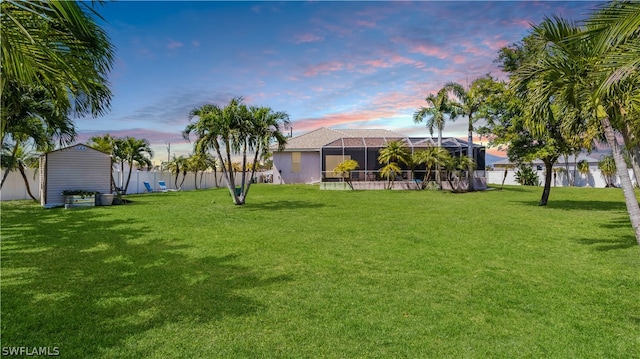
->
left=158, top=181, right=169, bottom=192
left=143, top=181, right=154, bottom=193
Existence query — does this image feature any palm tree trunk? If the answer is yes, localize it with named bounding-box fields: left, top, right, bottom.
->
left=123, top=160, right=134, bottom=194
left=436, top=128, right=442, bottom=185
left=1, top=141, right=20, bottom=188
left=467, top=118, right=475, bottom=191
left=179, top=171, right=186, bottom=189
left=602, top=117, right=640, bottom=245
left=18, top=163, right=36, bottom=200
left=620, top=126, right=640, bottom=185
left=540, top=159, right=553, bottom=206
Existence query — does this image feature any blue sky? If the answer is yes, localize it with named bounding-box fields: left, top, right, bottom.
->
left=76, top=1, right=601, bottom=163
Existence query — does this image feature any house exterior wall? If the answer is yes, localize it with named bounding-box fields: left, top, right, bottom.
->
left=273, top=151, right=321, bottom=184
left=40, top=145, right=112, bottom=208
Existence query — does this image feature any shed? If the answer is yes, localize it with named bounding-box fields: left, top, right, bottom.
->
left=39, top=144, right=112, bottom=208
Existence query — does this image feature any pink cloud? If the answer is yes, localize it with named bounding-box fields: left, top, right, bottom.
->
left=356, top=20, right=375, bottom=28
left=409, top=44, right=450, bottom=60
left=304, top=61, right=345, bottom=77
left=167, top=40, right=184, bottom=50
left=482, top=37, right=510, bottom=51
left=453, top=55, right=466, bottom=64
left=293, top=33, right=324, bottom=44
left=191, top=40, right=200, bottom=47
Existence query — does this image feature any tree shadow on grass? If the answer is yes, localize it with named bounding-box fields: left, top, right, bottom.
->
left=573, top=216, right=637, bottom=251
left=513, top=199, right=627, bottom=211
left=246, top=200, right=328, bottom=211
left=1, top=202, right=291, bottom=357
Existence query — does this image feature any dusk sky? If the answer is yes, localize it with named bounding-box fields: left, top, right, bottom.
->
left=76, top=1, right=602, bottom=163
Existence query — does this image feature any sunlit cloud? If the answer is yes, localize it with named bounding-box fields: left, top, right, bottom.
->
left=304, top=61, right=345, bottom=77
left=293, top=33, right=324, bottom=44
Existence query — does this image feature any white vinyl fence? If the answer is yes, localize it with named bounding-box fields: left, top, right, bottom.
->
left=1, top=167, right=270, bottom=201
left=486, top=169, right=635, bottom=188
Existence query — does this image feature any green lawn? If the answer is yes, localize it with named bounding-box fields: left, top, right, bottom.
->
left=2, top=185, right=639, bottom=358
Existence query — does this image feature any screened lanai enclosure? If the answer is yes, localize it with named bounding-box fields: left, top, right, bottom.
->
left=321, top=136, right=485, bottom=182
left=271, top=127, right=486, bottom=188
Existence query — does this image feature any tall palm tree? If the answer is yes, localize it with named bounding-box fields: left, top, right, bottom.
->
left=413, top=88, right=458, bottom=148
left=1, top=0, right=114, bottom=137
left=414, top=88, right=459, bottom=184
left=241, top=105, right=290, bottom=198
left=444, top=76, right=497, bottom=190
left=184, top=97, right=290, bottom=205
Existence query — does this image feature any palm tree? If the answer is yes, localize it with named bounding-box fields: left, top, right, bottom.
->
left=414, top=88, right=459, bottom=183
left=525, top=14, right=640, bottom=241
left=1, top=143, right=40, bottom=200
left=577, top=159, right=591, bottom=186
left=187, top=152, right=216, bottom=189
left=116, top=137, right=153, bottom=194
left=1, top=84, right=76, bottom=187
left=184, top=97, right=289, bottom=205
left=167, top=155, right=187, bottom=190
left=443, top=76, right=496, bottom=189
left=378, top=140, right=410, bottom=167
left=1, top=0, right=114, bottom=139
left=379, top=162, right=402, bottom=190
left=583, top=1, right=640, bottom=96
left=412, top=146, right=449, bottom=185
left=87, top=134, right=119, bottom=191
left=241, top=105, right=290, bottom=198
left=378, top=140, right=410, bottom=190
left=598, top=155, right=617, bottom=187
left=413, top=88, right=459, bottom=148
left=333, top=159, right=359, bottom=190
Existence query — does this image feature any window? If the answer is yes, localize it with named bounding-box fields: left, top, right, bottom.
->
left=291, top=152, right=301, bottom=173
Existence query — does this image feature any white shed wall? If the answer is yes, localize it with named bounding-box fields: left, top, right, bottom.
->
left=41, top=145, right=112, bottom=207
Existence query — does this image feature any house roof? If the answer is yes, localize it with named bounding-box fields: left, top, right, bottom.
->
left=43, top=143, right=110, bottom=156
left=276, top=127, right=483, bottom=151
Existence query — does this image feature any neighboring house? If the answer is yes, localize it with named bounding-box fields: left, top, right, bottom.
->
left=272, top=127, right=486, bottom=184
left=490, top=151, right=617, bottom=187
left=40, top=143, right=112, bottom=208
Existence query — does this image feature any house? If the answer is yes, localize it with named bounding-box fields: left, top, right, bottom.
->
left=272, top=127, right=486, bottom=184
left=489, top=151, right=619, bottom=187
left=40, top=144, right=112, bottom=208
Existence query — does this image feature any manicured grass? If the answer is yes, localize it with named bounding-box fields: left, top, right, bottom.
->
left=2, top=185, right=639, bottom=358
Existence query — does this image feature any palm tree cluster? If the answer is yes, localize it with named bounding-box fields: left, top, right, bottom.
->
left=414, top=75, right=499, bottom=189
left=87, top=135, right=153, bottom=194
left=166, top=153, right=218, bottom=190
left=183, top=97, right=290, bottom=205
